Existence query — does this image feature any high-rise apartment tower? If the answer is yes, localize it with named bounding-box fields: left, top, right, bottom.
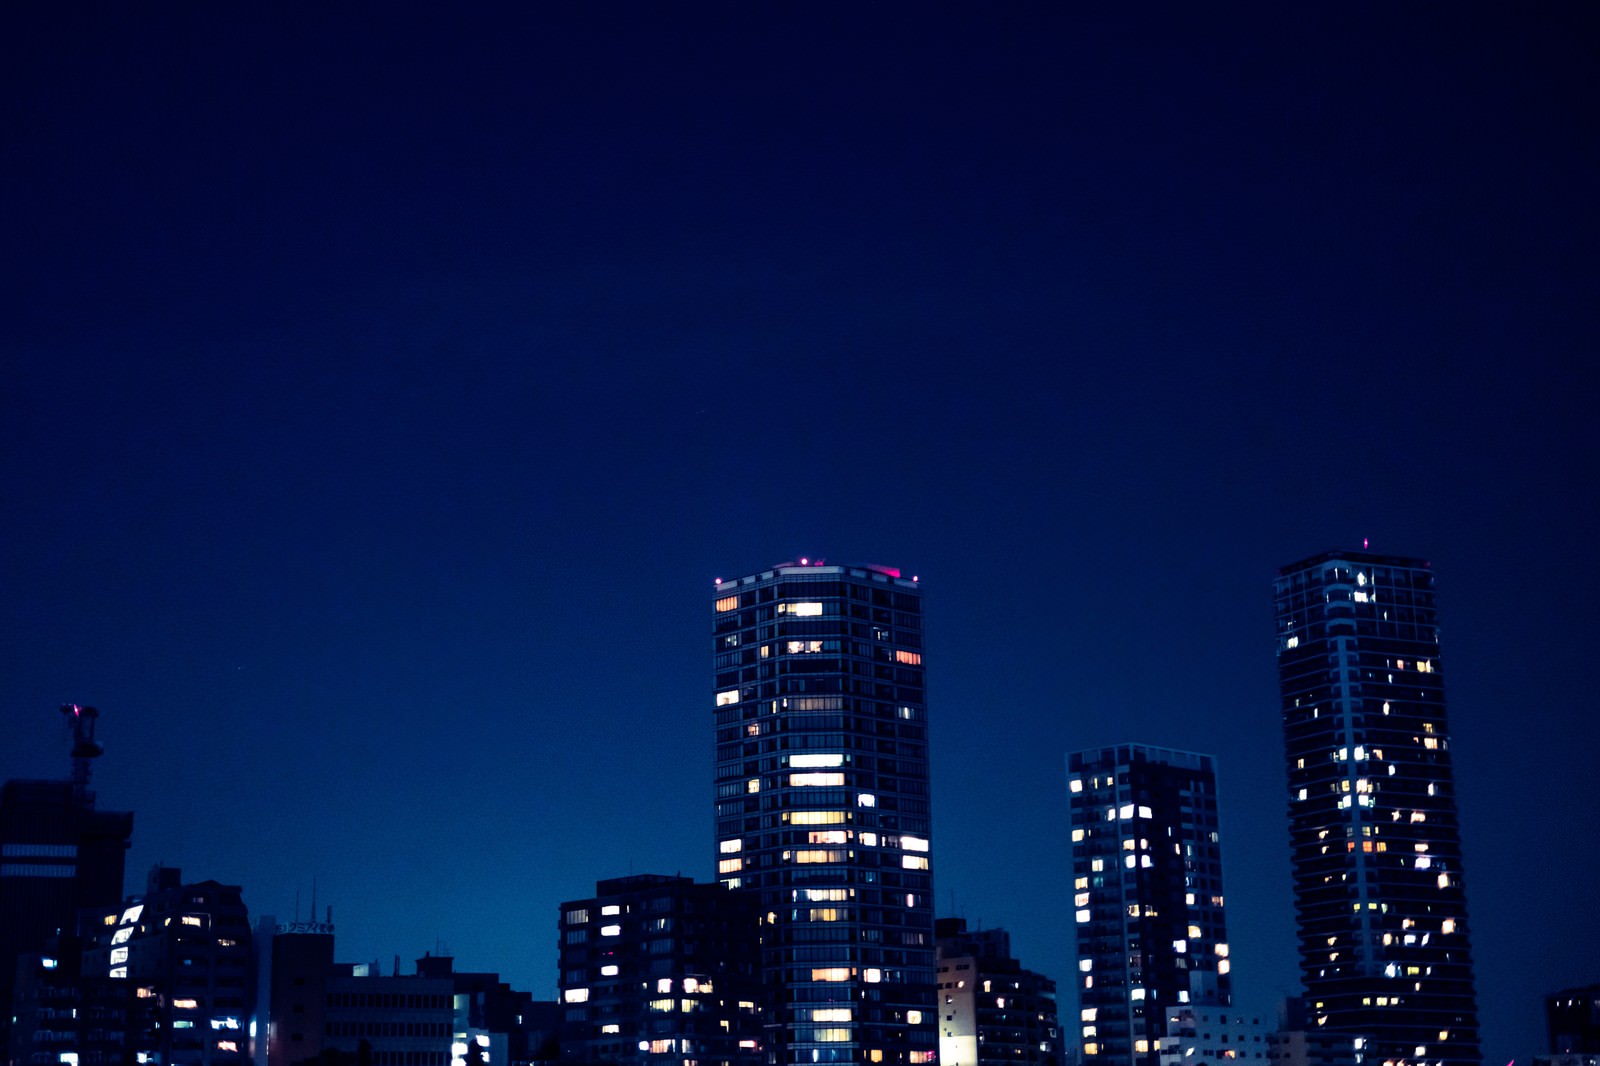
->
left=1274, top=550, right=1479, bottom=1066
left=712, top=560, right=937, bottom=1066
left=1066, top=745, right=1232, bottom=1066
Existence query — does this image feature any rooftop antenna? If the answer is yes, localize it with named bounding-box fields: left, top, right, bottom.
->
left=59, top=704, right=104, bottom=806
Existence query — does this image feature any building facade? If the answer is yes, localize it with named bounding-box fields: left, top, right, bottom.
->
left=712, top=560, right=937, bottom=1066
left=933, top=920, right=1059, bottom=1066
left=1066, top=745, right=1232, bottom=1066
left=1274, top=550, right=1479, bottom=1066
left=7, top=933, right=131, bottom=1066
left=1, top=707, right=134, bottom=1056
left=257, top=914, right=337, bottom=1066
left=322, top=968, right=453, bottom=1066
left=1155, top=1008, right=1270, bottom=1066
left=556, top=874, right=762, bottom=1066
left=81, top=867, right=255, bottom=1066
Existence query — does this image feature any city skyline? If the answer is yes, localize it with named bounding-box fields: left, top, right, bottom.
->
left=5, top=6, right=1597, bottom=1066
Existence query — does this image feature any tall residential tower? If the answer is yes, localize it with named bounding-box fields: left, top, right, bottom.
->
left=713, top=560, right=936, bottom=1066
left=1274, top=550, right=1479, bottom=1066
left=1066, top=745, right=1232, bottom=1066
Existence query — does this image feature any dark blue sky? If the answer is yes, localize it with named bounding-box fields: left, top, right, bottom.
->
left=4, top=5, right=1596, bottom=1062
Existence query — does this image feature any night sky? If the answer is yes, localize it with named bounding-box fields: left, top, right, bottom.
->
left=4, top=5, right=1597, bottom=1062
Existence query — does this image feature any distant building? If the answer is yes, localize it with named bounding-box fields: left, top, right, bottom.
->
left=81, top=866, right=255, bottom=1066
left=255, top=913, right=546, bottom=1066
left=557, top=874, right=762, bottom=1066
left=415, top=954, right=557, bottom=1066
left=323, top=965, right=453, bottom=1066
left=1264, top=1002, right=1364, bottom=1066
left=1548, top=986, right=1600, bottom=1055
left=1066, top=745, right=1232, bottom=1066
left=1155, top=1008, right=1270, bottom=1066
left=712, top=561, right=938, bottom=1066
left=7, top=932, right=130, bottom=1066
left=258, top=913, right=337, bottom=1066
left=1274, top=551, right=1480, bottom=1066
left=1, top=705, right=134, bottom=1053
left=934, top=919, right=1059, bottom=1066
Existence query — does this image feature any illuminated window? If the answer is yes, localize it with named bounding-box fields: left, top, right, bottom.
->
left=718, top=858, right=743, bottom=873
left=715, top=596, right=739, bottom=612
left=798, top=888, right=851, bottom=902
left=600, top=965, right=619, bottom=976
left=791, top=754, right=844, bottom=768
left=792, top=772, right=845, bottom=787
left=791, top=811, right=846, bottom=825
left=808, top=831, right=848, bottom=844
left=902, top=855, right=929, bottom=870
left=857, top=793, right=876, bottom=807
left=901, top=835, right=929, bottom=852
left=794, top=850, right=846, bottom=864
left=716, top=689, right=740, bottom=706
left=780, top=602, right=824, bottom=617
left=600, top=924, right=621, bottom=937
left=811, top=968, right=851, bottom=982
left=895, top=650, right=922, bottom=665
left=563, top=989, right=588, bottom=1003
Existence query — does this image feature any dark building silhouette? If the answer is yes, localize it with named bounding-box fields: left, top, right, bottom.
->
left=256, top=919, right=461, bottom=1066
left=1547, top=985, right=1600, bottom=1056
left=556, top=874, right=762, bottom=1066
left=933, top=919, right=1058, bottom=1066
left=256, top=909, right=545, bottom=1066
left=1066, top=745, right=1232, bottom=1066
left=322, top=965, right=452, bottom=1066
left=416, top=954, right=557, bottom=1066
left=7, top=932, right=130, bottom=1066
left=712, top=561, right=937, bottom=1066
left=79, top=867, right=255, bottom=1066
left=1, top=705, right=134, bottom=1057
left=1266, top=1000, right=1365, bottom=1066
left=259, top=914, right=337, bottom=1066
left=1274, top=550, right=1480, bottom=1066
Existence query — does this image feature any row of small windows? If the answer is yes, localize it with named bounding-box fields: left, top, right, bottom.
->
left=325, top=1021, right=449, bottom=1038
left=326, top=992, right=450, bottom=1010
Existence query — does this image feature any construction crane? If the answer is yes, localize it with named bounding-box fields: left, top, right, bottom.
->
left=59, top=703, right=104, bottom=804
